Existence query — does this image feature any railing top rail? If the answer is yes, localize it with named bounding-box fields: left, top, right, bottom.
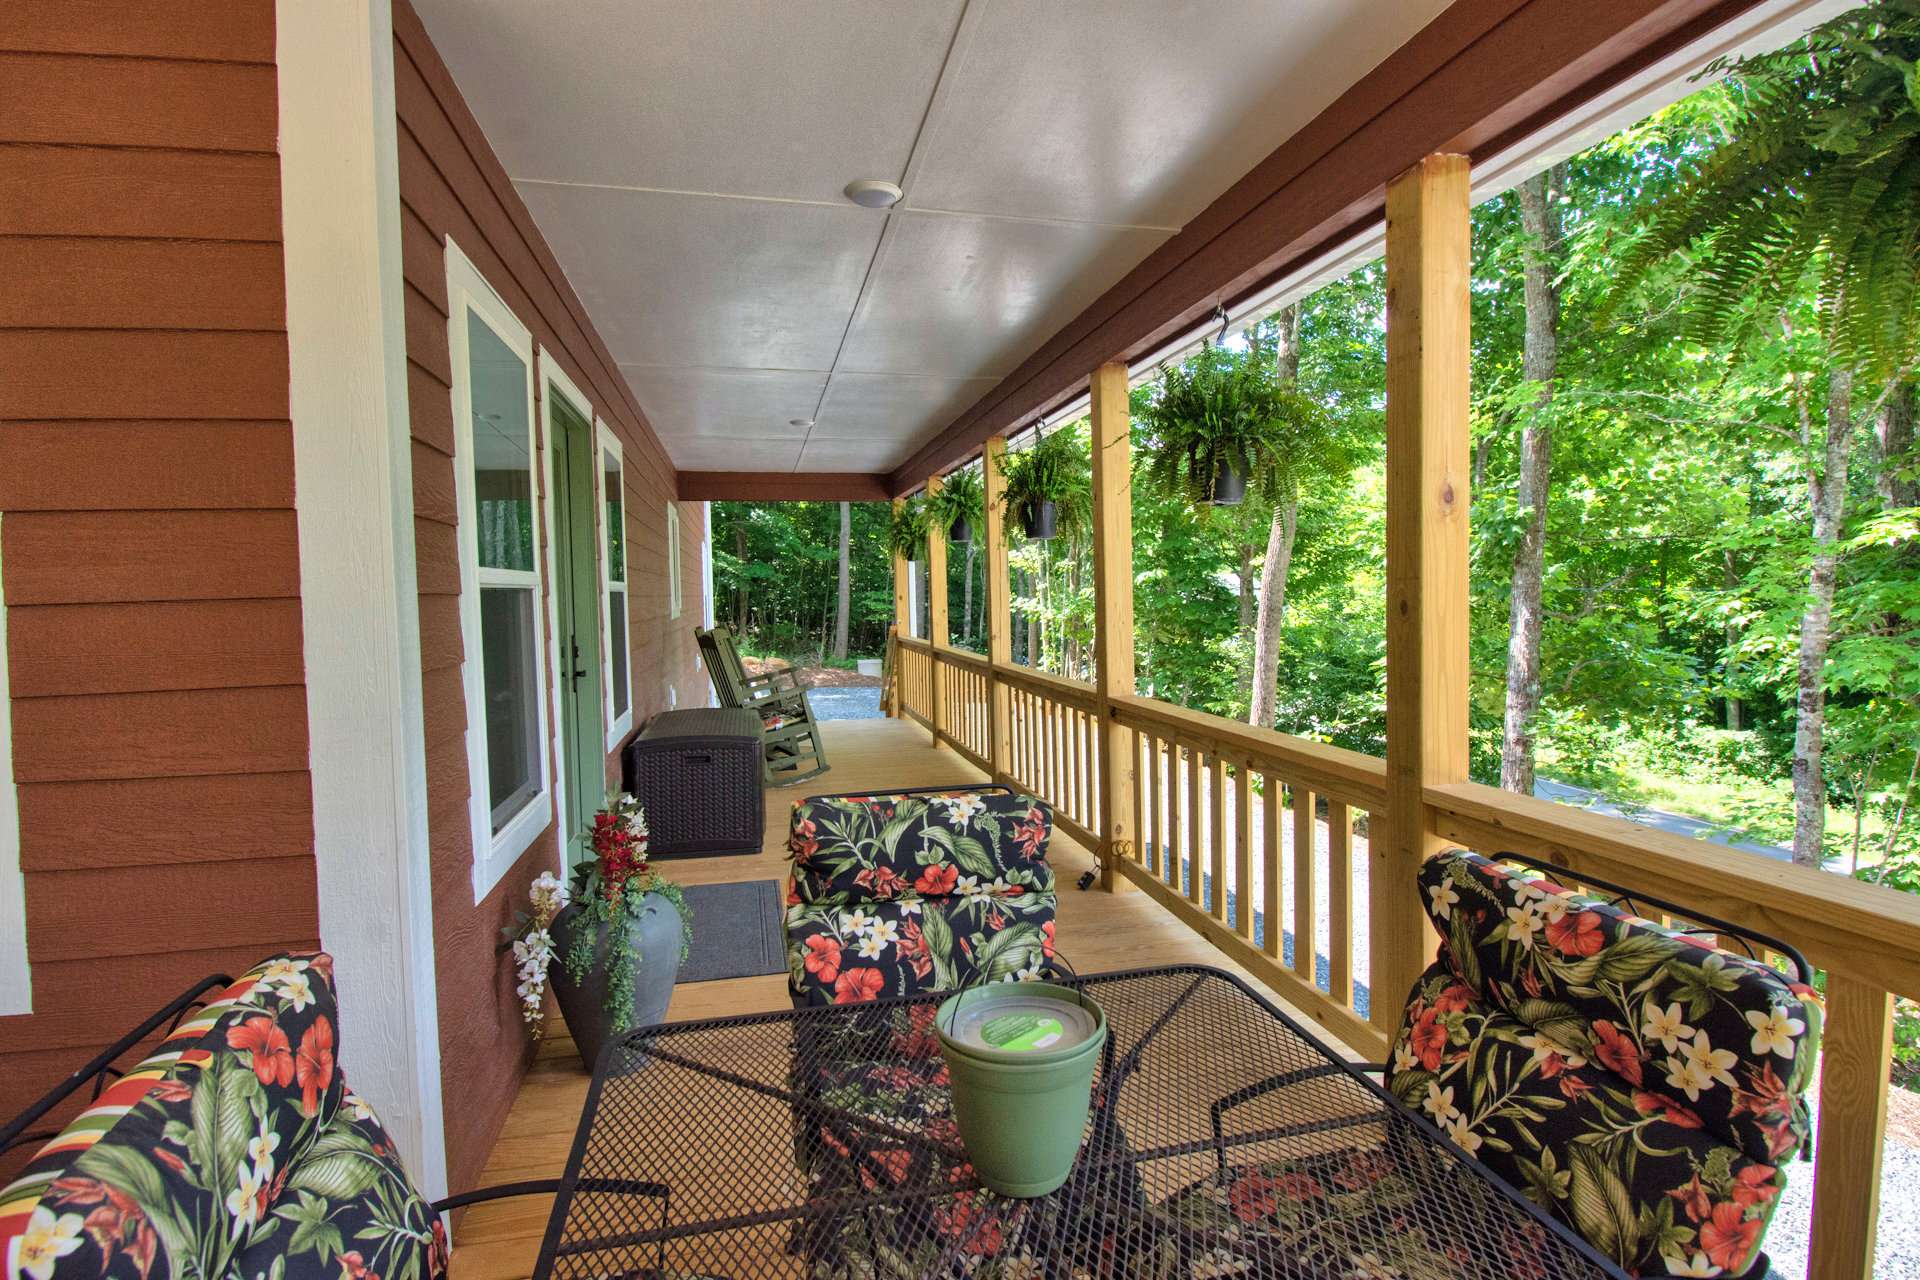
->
left=992, top=662, right=1101, bottom=707
left=931, top=646, right=992, bottom=673
left=895, top=635, right=933, bottom=654
left=1429, top=780, right=1920, bottom=997
left=1108, top=693, right=1388, bottom=811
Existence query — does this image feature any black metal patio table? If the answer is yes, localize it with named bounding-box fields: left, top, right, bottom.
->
left=532, top=963, right=1629, bottom=1279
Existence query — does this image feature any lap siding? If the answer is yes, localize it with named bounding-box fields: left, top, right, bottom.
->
left=0, top=2, right=315, bottom=1156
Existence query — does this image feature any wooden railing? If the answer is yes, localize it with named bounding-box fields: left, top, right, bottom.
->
left=887, top=629, right=1920, bottom=1279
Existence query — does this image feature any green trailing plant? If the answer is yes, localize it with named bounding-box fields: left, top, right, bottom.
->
left=1603, top=0, right=1920, bottom=379
left=561, top=793, right=690, bottom=1035
left=887, top=494, right=930, bottom=561
left=996, top=428, right=1091, bottom=542
left=1137, top=340, right=1334, bottom=508
left=927, top=466, right=985, bottom=539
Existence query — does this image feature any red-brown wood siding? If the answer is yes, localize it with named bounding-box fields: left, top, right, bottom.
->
left=391, top=0, right=706, bottom=1194
left=0, top=0, right=319, bottom=1155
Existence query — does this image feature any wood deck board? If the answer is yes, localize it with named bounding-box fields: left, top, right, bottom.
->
left=447, top=716, right=1342, bottom=1278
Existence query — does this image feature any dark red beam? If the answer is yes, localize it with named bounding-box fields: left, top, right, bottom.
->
left=677, top=471, right=894, bottom=503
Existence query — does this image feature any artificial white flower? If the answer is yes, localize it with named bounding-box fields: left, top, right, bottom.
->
left=276, top=971, right=315, bottom=1013
left=1642, top=1002, right=1694, bottom=1053
left=258, top=957, right=309, bottom=987
left=1663, top=1250, right=1722, bottom=1277
left=856, top=933, right=889, bottom=960
left=1504, top=903, right=1542, bottom=950
left=869, top=919, right=900, bottom=946
left=1426, top=880, right=1459, bottom=920
left=841, top=908, right=877, bottom=937
left=1392, top=1040, right=1420, bottom=1074
left=935, top=793, right=987, bottom=823
left=344, top=1091, right=373, bottom=1121
left=1663, top=1052, right=1716, bottom=1102
left=1422, top=1082, right=1461, bottom=1125
left=1443, top=1112, right=1482, bottom=1153
left=1682, top=1030, right=1738, bottom=1091
left=247, top=1121, right=280, bottom=1176
left=226, top=1162, right=269, bottom=1236
left=1517, top=1032, right=1586, bottom=1069
left=1746, top=1006, right=1805, bottom=1058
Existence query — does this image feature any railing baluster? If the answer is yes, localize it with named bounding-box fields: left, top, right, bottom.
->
left=1130, top=728, right=1145, bottom=866
left=1328, top=801, right=1353, bottom=1009
left=1808, top=974, right=1894, bottom=1280
left=1293, top=785, right=1317, bottom=985
left=1262, top=770, right=1282, bottom=961
left=1185, top=743, right=1203, bottom=907
left=1208, top=753, right=1226, bottom=923
left=1234, top=760, right=1254, bottom=942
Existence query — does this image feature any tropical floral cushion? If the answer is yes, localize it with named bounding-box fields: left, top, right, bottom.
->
left=1387, top=850, right=1823, bottom=1278
left=787, top=790, right=1054, bottom=903
left=785, top=895, right=1056, bottom=1007
left=1150, top=1138, right=1567, bottom=1279
left=784, top=789, right=1057, bottom=1007
left=0, top=953, right=446, bottom=1280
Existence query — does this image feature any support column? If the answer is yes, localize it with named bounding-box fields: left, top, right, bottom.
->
left=925, top=474, right=948, bottom=743
left=1089, top=363, right=1137, bottom=892
left=982, top=438, right=1012, bottom=777
left=1378, top=153, right=1470, bottom=1034
left=889, top=497, right=910, bottom=718
left=1809, top=974, right=1893, bottom=1280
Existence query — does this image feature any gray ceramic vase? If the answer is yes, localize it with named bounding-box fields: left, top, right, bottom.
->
left=547, top=891, right=683, bottom=1071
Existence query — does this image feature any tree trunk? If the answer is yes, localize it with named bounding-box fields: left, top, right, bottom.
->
left=1723, top=549, right=1742, bottom=730
left=1877, top=380, right=1916, bottom=508
left=1247, top=302, right=1302, bottom=730
left=962, top=540, right=976, bottom=646
left=1792, top=366, right=1854, bottom=867
left=733, top=525, right=748, bottom=632
left=1237, top=542, right=1256, bottom=701
left=1500, top=167, right=1565, bottom=796
left=831, top=502, right=850, bottom=660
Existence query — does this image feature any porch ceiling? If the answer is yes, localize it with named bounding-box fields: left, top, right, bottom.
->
left=406, top=0, right=1450, bottom=475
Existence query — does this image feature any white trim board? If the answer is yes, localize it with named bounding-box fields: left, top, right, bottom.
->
left=540, top=354, right=594, bottom=869
left=0, top=513, right=28, bottom=1016
left=276, top=0, right=448, bottom=1203
left=595, top=418, right=636, bottom=750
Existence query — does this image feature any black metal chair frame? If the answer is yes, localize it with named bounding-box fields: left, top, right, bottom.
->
left=0, top=975, right=569, bottom=1221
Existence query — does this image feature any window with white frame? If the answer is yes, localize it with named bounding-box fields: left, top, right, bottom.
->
left=447, top=241, right=550, bottom=899
left=667, top=501, right=683, bottom=620
left=599, top=424, right=633, bottom=747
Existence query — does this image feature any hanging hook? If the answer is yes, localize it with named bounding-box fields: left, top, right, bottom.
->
left=1212, top=303, right=1231, bottom=346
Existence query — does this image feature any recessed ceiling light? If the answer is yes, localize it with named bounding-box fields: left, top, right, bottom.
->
left=843, top=179, right=903, bottom=209
left=789, top=417, right=815, bottom=428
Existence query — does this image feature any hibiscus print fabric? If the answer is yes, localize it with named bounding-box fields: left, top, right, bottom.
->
left=784, top=790, right=1057, bottom=1007
left=1386, top=850, right=1822, bottom=1278
left=0, top=953, right=446, bottom=1280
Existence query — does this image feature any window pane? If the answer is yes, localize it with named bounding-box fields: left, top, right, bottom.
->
left=608, top=586, right=630, bottom=719
left=603, top=447, right=625, bottom=582
left=467, top=312, right=533, bottom=572
left=480, top=585, right=541, bottom=832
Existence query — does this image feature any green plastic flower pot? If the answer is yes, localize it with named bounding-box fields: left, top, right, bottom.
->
left=935, top=983, right=1107, bottom=1198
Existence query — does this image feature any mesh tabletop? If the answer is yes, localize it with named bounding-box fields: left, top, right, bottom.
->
left=535, top=965, right=1627, bottom=1280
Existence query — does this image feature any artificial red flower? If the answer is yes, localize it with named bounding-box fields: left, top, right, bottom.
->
left=1432, top=984, right=1474, bottom=1015
left=1701, top=1202, right=1763, bottom=1271
left=897, top=919, right=933, bottom=980
left=1275, top=1172, right=1323, bottom=1201
left=152, top=1147, right=188, bottom=1176
left=226, top=1016, right=294, bottom=1087
left=150, top=1080, right=193, bottom=1104
left=914, top=864, right=959, bottom=896
left=337, top=1250, right=377, bottom=1280
left=1410, top=1011, right=1447, bottom=1071
left=1546, top=910, right=1605, bottom=957
left=867, top=1149, right=913, bottom=1185
left=789, top=816, right=818, bottom=863
left=1041, top=919, right=1056, bottom=959
left=1557, top=1073, right=1595, bottom=1101
left=296, top=1016, right=335, bottom=1116
left=1591, top=1020, right=1643, bottom=1085
left=803, top=935, right=843, bottom=985
left=833, top=967, right=884, bottom=1004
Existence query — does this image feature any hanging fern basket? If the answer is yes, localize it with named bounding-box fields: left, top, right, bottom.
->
left=1209, top=458, right=1248, bottom=507
left=1021, top=498, right=1058, bottom=541
left=949, top=517, right=973, bottom=545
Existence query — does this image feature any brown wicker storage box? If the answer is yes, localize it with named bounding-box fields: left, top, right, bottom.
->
left=622, top=707, right=766, bottom=858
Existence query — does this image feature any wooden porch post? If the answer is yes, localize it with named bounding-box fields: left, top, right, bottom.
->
left=1089, top=363, right=1137, bottom=892
left=889, top=497, right=910, bottom=718
left=1808, top=974, right=1893, bottom=1280
left=982, top=437, right=1012, bottom=777
left=1378, top=154, right=1469, bottom=1034
left=925, top=473, right=948, bottom=744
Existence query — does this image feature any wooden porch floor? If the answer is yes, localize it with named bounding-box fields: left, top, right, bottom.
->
left=448, top=715, right=1339, bottom=1280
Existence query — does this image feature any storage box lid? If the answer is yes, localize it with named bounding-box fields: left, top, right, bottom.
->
left=638, top=707, right=762, bottom=741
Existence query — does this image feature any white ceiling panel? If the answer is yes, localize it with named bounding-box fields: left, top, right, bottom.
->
left=517, top=183, right=882, bottom=372
left=909, top=0, right=1454, bottom=229
left=670, top=436, right=806, bottom=472
left=409, top=0, right=966, bottom=201
left=809, top=373, right=1002, bottom=442
left=621, top=366, right=829, bottom=443
left=408, top=1, right=1455, bottom=473
left=838, top=213, right=1170, bottom=380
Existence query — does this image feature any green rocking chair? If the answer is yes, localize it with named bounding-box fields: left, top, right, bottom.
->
left=697, top=626, right=831, bottom=787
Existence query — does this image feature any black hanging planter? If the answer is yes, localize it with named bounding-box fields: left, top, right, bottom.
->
left=1210, top=458, right=1248, bottom=507
left=949, top=518, right=973, bottom=545
left=1022, top=499, right=1058, bottom=541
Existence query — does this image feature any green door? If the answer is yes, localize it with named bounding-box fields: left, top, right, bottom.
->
left=548, top=392, right=604, bottom=866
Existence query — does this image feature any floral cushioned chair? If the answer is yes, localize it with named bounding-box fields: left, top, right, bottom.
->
left=1386, top=850, right=1821, bottom=1279
left=0, top=953, right=446, bottom=1280
left=783, top=785, right=1057, bottom=1008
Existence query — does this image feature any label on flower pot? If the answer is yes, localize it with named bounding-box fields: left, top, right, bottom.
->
left=945, top=992, right=1100, bottom=1057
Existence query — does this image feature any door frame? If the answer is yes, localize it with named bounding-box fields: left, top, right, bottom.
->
left=540, top=355, right=606, bottom=866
